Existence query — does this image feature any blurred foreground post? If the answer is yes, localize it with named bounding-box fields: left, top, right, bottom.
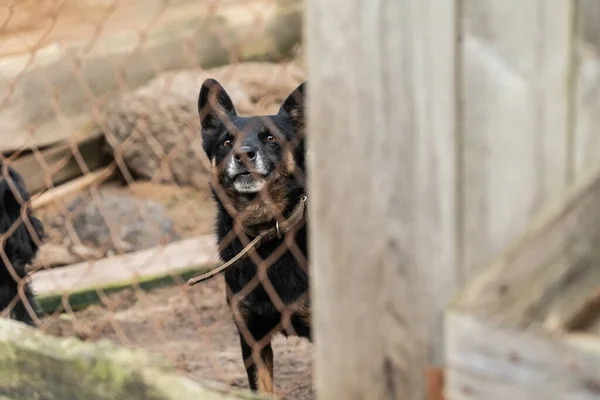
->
left=306, top=0, right=457, bottom=399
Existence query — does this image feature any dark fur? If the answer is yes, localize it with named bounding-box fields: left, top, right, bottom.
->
left=0, top=165, right=44, bottom=326
left=198, top=79, right=309, bottom=393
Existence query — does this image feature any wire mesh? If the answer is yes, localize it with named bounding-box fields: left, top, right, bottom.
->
left=0, top=1, right=310, bottom=399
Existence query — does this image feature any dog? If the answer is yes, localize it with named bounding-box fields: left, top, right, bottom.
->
left=197, top=79, right=309, bottom=394
left=0, top=164, right=44, bottom=326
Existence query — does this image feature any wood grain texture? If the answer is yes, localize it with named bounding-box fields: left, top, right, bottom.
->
left=460, top=1, right=574, bottom=278
left=453, top=162, right=600, bottom=330
left=30, top=165, right=116, bottom=209
left=10, top=132, right=110, bottom=194
left=446, top=312, right=600, bottom=400
left=574, top=0, right=600, bottom=179
left=447, top=136, right=600, bottom=400
left=307, top=0, right=457, bottom=397
left=32, top=236, right=218, bottom=298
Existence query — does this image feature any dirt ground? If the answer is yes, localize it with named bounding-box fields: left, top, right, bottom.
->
left=24, top=51, right=313, bottom=398
left=33, top=178, right=314, bottom=399
left=41, top=271, right=314, bottom=400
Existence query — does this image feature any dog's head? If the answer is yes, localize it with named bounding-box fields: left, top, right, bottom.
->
left=0, top=165, right=44, bottom=269
left=198, top=79, right=306, bottom=204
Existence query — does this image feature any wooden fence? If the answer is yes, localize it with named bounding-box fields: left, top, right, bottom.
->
left=2, top=0, right=600, bottom=398
left=307, top=0, right=600, bottom=398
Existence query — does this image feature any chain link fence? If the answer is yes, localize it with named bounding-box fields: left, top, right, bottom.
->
left=0, top=1, right=309, bottom=399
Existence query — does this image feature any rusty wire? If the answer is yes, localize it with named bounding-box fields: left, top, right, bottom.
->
left=0, top=1, right=309, bottom=399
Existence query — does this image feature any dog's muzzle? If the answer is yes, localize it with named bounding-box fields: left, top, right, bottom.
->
left=226, top=147, right=269, bottom=193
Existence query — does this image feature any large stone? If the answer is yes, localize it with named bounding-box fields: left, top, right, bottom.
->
left=101, top=62, right=306, bottom=189
left=0, top=0, right=304, bottom=153
left=64, top=191, right=179, bottom=256
left=0, top=319, right=265, bottom=399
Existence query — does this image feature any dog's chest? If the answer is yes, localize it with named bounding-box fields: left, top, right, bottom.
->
left=223, top=239, right=308, bottom=314
left=228, top=252, right=306, bottom=289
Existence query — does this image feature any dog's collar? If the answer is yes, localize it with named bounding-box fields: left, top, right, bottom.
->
left=187, top=195, right=308, bottom=286
left=242, top=194, right=308, bottom=239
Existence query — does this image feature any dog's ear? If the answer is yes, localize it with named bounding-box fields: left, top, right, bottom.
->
left=0, top=167, right=26, bottom=238
left=278, top=81, right=306, bottom=132
left=198, top=79, right=237, bottom=133
left=0, top=167, right=26, bottom=216
left=0, top=166, right=44, bottom=246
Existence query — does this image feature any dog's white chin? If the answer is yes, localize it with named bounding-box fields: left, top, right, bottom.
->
left=233, top=178, right=266, bottom=193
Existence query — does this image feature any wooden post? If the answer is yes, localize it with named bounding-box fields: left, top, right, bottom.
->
left=459, top=0, right=574, bottom=277
left=306, top=0, right=457, bottom=398
left=575, top=0, right=600, bottom=178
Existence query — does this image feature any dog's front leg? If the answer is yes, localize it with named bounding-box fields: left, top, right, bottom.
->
left=239, top=331, right=274, bottom=394
left=12, top=283, right=40, bottom=327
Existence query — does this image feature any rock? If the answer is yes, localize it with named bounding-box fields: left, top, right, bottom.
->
left=64, top=191, right=179, bottom=256
left=102, top=95, right=209, bottom=188
left=0, top=319, right=265, bottom=400
left=101, top=62, right=306, bottom=189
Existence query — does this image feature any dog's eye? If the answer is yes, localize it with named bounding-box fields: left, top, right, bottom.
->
left=266, top=134, right=277, bottom=143
left=222, top=139, right=232, bottom=147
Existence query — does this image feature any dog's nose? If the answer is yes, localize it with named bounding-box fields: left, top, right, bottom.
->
left=234, top=146, right=256, bottom=162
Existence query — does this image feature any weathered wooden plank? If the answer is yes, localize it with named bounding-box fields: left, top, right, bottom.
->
left=542, top=266, right=600, bottom=332
left=460, top=0, right=574, bottom=278
left=453, top=162, right=600, bottom=330
left=586, top=318, right=600, bottom=334
left=36, top=265, right=213, bottom=314
left=447, top=137, right=600, bottom=399
left=0, top=319, right=266, bottom=400
left=574, top=0, right=600, bottom=179
left=412, top=0, right=459, bottom=366
left=9, top=132, right=110, bottom=194
left=30, top=165, right=116, bottom=209
left=32, top=236, right=219, bottom=302
left=307, top=0, right=457, bottom=397
left=0, top=0, right=303, bottom=153
left=446, top=312, right=600, bottom=400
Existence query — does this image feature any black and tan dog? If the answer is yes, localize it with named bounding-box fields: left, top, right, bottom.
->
left=196, top=79, right=309, bottom=394
left=0, top=165, right=44, bottom=326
